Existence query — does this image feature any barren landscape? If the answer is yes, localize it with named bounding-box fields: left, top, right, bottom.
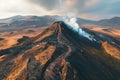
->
left=0, top=21, right=120, bottom=80
left=0, top=27, right=47, bottom=50
left=0, top=0, right=120, bottom=79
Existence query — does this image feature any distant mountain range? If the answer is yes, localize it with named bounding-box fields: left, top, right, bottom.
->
left=95, top=17, right=120, bottom=29
left=0, top=15, right=55, bottom=31
left=0, top=15, right=120, bottom=31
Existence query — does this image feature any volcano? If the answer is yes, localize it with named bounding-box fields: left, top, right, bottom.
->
left=0, top=21, right=120, bottom=80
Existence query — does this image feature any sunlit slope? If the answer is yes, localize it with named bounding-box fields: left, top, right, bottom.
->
left=0, top=22, right=120, bottom=80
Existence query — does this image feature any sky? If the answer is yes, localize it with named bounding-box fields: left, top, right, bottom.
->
left=0, top=0, right=120, bottom=20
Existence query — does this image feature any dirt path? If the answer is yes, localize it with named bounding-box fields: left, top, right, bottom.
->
left=57, top=22, right=72, bottom=58
left=42, top=22, right=72, bottom=80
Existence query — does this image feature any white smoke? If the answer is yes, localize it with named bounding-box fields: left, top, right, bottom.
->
left=65, top=17, right=79, bottom=31
left=57, top=0, right=95, bottom=41
left=56, top=16, right=96, bottom=41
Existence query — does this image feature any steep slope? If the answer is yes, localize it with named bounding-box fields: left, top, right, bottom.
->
left=0, top=21, right=120, bottom=80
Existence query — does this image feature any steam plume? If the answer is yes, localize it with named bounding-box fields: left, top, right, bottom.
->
left=56, top=16, right=96, bottom=41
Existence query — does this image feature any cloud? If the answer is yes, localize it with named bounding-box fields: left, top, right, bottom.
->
left=29, top=0, right=59, bottom=10
left=104, top=1, right=120, bottom=15
left=0, top=0, right=119, bottom=20
left=0, top=0, right=54, bottom=18
left=29, top=0, right=99, bottom=16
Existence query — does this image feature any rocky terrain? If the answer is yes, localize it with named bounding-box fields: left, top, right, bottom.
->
left=0, top=21, right=120, bottom=80
left=0, top=27, right=47, bottom=50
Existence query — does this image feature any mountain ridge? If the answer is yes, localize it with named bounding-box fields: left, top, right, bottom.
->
left=0, top=21, right=120, bottom=80
left=95, top=16, right=120, bottom=28
left=0, top=15, right=120, bottom=32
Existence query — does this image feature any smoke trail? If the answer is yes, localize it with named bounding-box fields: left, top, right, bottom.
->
left=65, top=17, right=96, bottom=41
left=57, top=0, right=96, bottom=41
left=56, top=16, right=95, bottom=41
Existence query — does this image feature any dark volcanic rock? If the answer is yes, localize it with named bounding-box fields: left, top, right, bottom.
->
left=0, top=21, right=120, bottom=80
left=17, top=36, right=30, bottom=43
left=0, top=37, right=4, bottom=41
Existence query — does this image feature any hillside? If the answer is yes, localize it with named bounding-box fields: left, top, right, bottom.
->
left=0, top=15, right=120, bottom=32
left=95, top=17, right=120, bottom=29
left=0, top=15, right=95, bottom=31
left=0, top=21, right=120, bottom=80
